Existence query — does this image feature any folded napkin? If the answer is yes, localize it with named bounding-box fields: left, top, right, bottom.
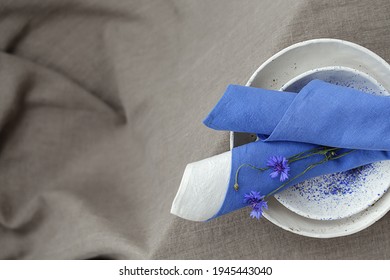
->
left=204, top=80, right=390, bottom=150
left=171, top=80, right=390, bottom=222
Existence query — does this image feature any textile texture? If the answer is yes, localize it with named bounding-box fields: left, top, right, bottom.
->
left=205, top=80, right=390, bottom=150
left=0, top=0, right=390, bottom=259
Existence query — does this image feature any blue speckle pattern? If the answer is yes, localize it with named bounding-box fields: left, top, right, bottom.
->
left=327, top=79, right=386, bottom=96
left=284, top=67, right=388, bottom=97
left=290, top=164, right=377, bottom=202
left=276, top=162, right=390, bottom=220
left=276, top=67, right=390, bottom=220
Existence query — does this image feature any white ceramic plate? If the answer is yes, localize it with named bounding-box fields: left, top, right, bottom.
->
left=275, top=66, right=390, bottom=220
left=232, top=38, right=390, bottom=238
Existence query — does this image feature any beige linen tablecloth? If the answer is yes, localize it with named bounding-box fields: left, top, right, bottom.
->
left=0, top=0, right=390, bottom=259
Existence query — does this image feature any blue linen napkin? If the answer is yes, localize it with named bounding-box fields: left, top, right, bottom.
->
left=203, top=79, right=390, bottom=219
left=204, top=80, right=390, bottom=150
left=214, top=140, right=390, bottom=219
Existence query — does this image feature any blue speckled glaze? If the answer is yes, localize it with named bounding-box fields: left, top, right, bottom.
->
left=290, top=164, right=377, bottom=200
left=275, top=69, right=390, bottom=220
left=275, top=160, right=390, bottom=220
left=283, top=67, right=387, bottom=97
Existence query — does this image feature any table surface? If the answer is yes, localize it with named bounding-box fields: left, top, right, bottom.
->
left=0, top=0, right=389, bottom=259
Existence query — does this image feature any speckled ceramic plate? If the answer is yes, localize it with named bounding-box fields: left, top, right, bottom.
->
left=232, top=38, right=390, bottom=238
left=274, top=66, right=390, bottom=220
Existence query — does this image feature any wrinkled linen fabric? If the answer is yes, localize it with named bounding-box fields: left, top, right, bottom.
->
left=1, top=0, right=390, bottom=259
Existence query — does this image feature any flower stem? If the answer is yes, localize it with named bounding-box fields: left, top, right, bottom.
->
left=288, top=147, right=340, bottom=163
left=234, top=147, right=331, bottom=190
left=265, top=159, right=326, bottom=198
left=264, top=149, right=356, bottom=198
left=287, top=146, right=325, bottom=161
left=233, top=146, right=355, bottom=192
left=234, top=163, right=269, bottom=191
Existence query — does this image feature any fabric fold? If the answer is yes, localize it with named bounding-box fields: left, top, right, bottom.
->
left=204, top=80, right=390, bottom=150
left=171, top=139, right=390, bottom=221
left=171, top=152, right=231, bottom=221
left=203, top=84, right=295, bottom=135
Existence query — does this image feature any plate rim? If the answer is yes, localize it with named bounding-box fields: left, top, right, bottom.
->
left=231, top=38, right=390, bottom=238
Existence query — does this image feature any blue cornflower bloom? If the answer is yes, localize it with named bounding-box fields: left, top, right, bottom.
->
left=243, top=191, right=268, bottom=219
left=267, top=155, right=290, bottom=182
